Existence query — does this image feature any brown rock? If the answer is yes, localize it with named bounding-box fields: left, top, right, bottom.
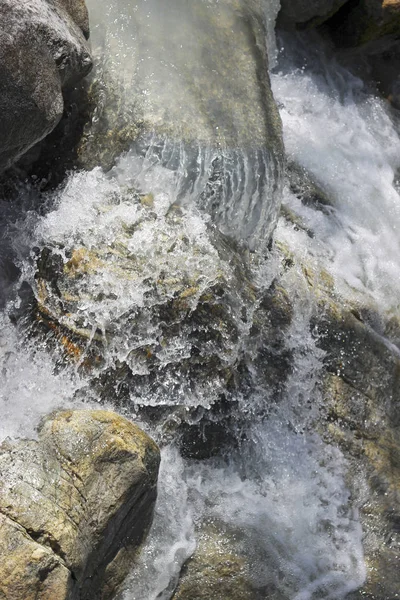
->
left=0, top=409, right=160, bottom=600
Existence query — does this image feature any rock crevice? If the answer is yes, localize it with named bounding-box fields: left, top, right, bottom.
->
left=0, top=410, right=160, bottom=600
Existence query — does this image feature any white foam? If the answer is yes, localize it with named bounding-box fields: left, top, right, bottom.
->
left=0, top=21, right=371, bottom=600
left=0, top=315, right=88, bottom=441
left=272, top=35, right=400, bottom=311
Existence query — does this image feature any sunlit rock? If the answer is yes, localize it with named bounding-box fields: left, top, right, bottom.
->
left=171, top=521, right=264, bottom=600
left=0, top=409, right=160, bottom=600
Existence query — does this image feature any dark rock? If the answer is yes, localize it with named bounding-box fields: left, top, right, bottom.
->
left=0, top=0, right=92, bottom=172
left=278, top=0, right=349, bottom=28
left=326, top=0, right=400, bottom=49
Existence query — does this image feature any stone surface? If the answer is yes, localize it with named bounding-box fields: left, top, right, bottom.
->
left=327, top=0, right=400, bottom=48
left=32, top=194, right=258, bottom=413
left=275, top=195, right=400, bottom=599
left=278, top=0, right=348, bottom=27
left=0, top=409, right=160, bottom=600
left=0, top=0, right=92, bottom=172
left=171, top=522, right=264, bottom=600
left=56, top=0, right=90, bottom=39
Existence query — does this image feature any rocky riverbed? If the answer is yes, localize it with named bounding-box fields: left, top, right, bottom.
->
left=1, top=1, right=400, bottom=599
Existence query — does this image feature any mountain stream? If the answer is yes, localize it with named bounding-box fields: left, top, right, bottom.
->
left=2, top=1, right=400, bottom=598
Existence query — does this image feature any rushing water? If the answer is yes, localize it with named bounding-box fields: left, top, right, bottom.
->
left=3, top=1, right=400, bottom=598
left=80, top=0, right=284, bottom=250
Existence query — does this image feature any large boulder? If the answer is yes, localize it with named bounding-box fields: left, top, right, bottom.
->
left=0, top=0, right=92, bottom=172
left=0, top=409, right=160, bottom=600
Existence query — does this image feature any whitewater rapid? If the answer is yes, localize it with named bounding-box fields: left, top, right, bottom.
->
left=3, top=10, right=400, bottom=600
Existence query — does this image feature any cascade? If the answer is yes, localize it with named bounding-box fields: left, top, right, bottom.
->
left=1, top=1, right=400, bottom=598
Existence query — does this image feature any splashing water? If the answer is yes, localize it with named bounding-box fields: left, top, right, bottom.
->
left=4, top=7, right=398, bottom=600
left=272, top=33, right=400, bottom=312
left=82, top=0, right=284, bottom=250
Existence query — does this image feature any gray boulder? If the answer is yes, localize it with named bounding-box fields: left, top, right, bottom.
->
left=0, top=0, right=92, bottom=172
left=0, top=409, right=160, bottom=600
left=278, top=0, right=348, bottom=27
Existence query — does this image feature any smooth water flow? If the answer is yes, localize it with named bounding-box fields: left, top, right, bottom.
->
left=84, top=0, right=284, bottom=248
left=3, top=4, right=400, bottom=600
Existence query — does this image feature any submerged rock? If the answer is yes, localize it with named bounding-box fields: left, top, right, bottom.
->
left=31, top=178, right=258, bottom=415
left=0, top=409, right=160, bottom=600
left=80, top=0, right=284, bottom=248
left=0, top=0, right=92, bottom=172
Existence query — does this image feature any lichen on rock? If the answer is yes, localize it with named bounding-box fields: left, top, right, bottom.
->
left=0, top=409, right=160, bottom=600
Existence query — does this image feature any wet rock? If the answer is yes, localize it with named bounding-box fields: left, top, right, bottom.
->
left=76, top=73, right=144, bottom=173
left=171, top=522, right=264, bottom=600
left=31, top=188, right=258, bottom=413
left=79, top=0, right=284, bottom=248
left=0, top=409, right=160, bottom=600
left=278, top=0, right=349, bottom=28
left=290, top=253, right=400, bottom=598
left=286, top=162, right=334, bottom=211
left=0, top=0, right=92, bottom=172
left=326, top=0, right=400, bottom=49
left=321, top=372, right=400, bottom=600
left=253, top=207, right=400, bottom=598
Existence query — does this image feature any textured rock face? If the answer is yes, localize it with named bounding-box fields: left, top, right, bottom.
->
left=278, top=0, right=348, bottom=27
left=171, top=523, right=263, bottom=600
left=56, top=0, right=90, bottom=39
left=0, top=410, right=160, bottom=600
left=0, top=0, right=92, bottom=172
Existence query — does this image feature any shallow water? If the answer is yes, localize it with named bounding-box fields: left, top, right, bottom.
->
left=2, top=3, right=400, bottom=599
